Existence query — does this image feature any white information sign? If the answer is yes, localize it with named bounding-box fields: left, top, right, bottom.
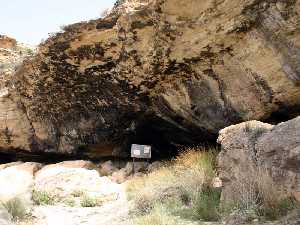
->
left=133, top=150, right=141, bottom=156
left=131, top=144, right=152, bottom=159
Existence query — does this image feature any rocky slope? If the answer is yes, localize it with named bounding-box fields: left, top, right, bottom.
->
left=2, top=0, right=300, bottom=157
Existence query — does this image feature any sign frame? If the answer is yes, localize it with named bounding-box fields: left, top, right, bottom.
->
left=131, top=144, right=152, bottom=159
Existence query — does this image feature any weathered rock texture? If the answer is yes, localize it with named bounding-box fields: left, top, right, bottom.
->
left=0, top=35, right=34, bottom=81
left=0, top=36, right=36, bottom=157
left=2, top=0, right=300, bottom=157
left=217, top=117, right=300, bottom=204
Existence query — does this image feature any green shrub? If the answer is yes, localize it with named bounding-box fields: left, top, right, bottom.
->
left=1, top=198, right=27, bottom=221
left=80, top=195, right=102, bottom=207
left=32, top=190, right=55, bottom=205
left=175, top=187, right=221, bottom=222
left=25, top=48, right=34, bottom=55
left=193, top=187, right=221, bottom=221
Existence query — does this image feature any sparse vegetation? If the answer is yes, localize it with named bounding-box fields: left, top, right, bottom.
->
left=223, top=168, right=300, bottom=220
left=80, top=195, right=102, bottom=207
left=1, top=197, right=27, bottom=221
left=71, top=190, right=85, bottom=198
left=127, top=147, right=220, bottom=223
left=24, top=48, right=34, bottom=55
left=32, top=190, right=55, bottom=205
left=189, top=187, right=221, bottom=221
left=133, top=202, right=192, bottom=225
left=243, top=121, right=269, bottom=138
left=126, top=147, right=299, bottom=224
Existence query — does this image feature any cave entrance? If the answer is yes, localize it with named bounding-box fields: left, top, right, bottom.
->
left=127, top=115, right=217, bottom=160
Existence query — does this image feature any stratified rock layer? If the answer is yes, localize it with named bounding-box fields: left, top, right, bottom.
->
left=2, top=0, right=300, bottom=157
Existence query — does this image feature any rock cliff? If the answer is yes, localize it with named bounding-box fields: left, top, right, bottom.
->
left=2, top=0, right=300, bottom=157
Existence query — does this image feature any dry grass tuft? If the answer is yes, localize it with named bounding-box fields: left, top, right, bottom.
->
left=1, top=197, right=27, bottom=221
left=226, top=168, right=299, bottom=220
left=126, top=147, right=220, bottom=223
left=80, top=195, right=102, bottom=207
left=32, top=190, right=55, bottom=206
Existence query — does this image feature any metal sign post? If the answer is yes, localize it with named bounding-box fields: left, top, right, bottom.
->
left=131, top=144, right=152, bottom=174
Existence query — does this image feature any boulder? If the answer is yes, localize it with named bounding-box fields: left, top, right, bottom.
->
left=41, top=160, right=97, bottom=171
left=110, top=161, right=149, bottom=183
left=0, top=161, right=23, bottom=170
left=124, top=161, right=149, bottom=175
left=217, top=117, right=300, bottom=204
left=34, top=165, right=119, bottom=199
left=0, top=162, right=42, bottom=202
left=98, top=160, right=119, bottom=176
left=111, top=168, right=128, bottom=184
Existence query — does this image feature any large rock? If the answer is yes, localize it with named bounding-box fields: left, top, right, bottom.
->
left=34, top=165, right=119, bottom=199
left=217, top=117, right=300, bottom=204
left=0, top=162, right=42, bottom=202
left=1, top=0, right=300, bottom=157
left=41, top=160, right=97, bottom=170
left=98, top=160, right=119, bottom=176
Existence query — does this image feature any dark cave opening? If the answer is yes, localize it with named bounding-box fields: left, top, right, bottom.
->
left=0, top=114, right=219, bottom=164
left=0, top=149, right=79, bottom=164
left=264, top=104, right=300, bottom=125
left=2, top=103, right=298, bottom=165
left=126, top=115, right=218, bottom=160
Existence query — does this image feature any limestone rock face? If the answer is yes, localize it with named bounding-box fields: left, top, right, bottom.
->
left=217, top=117, right=300, bottom=204
left=3, top=0, right=300, bottom=157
